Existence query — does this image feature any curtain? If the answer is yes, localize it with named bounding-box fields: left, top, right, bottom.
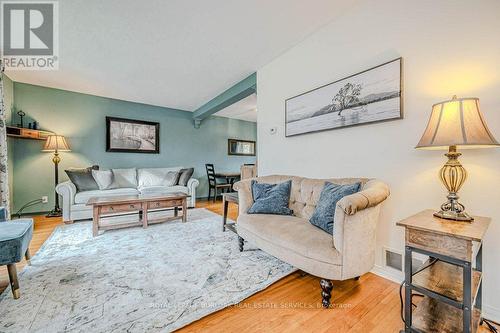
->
left=0, top=60, right=10, bottom=218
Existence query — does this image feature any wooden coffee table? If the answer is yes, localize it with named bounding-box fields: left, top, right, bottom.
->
left=87, top=192, right=188, bottom=236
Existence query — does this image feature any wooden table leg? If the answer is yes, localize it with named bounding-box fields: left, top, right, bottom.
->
left=92, top=206, right=100, bottom=237
left=182, top=198, right=187, bottom=223
left=142, top=202, right=148, bottom=228
left=223, top=196, right=228, bottom=232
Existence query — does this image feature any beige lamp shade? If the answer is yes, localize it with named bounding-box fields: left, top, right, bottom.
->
left=416, top=97, right=499, bottom=149
left=42, top=135, right=71, bottom=152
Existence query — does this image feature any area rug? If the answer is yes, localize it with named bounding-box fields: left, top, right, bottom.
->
left=0, top=209, right=295, bottom=333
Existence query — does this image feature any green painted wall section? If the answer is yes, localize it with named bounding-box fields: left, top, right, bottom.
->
left=10, top=82, right=257, bottom=214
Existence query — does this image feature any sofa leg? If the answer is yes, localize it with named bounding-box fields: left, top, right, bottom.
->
left=7, top=264, right=20, bottom=299
left=238, top=236, right=244, bottom=252
left=64, top=220, right=74, bottom=225
left=320, top=279, right=333, bottom=308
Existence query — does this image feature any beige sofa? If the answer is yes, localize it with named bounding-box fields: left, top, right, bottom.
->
left=233, top=175, right=390, bottom=308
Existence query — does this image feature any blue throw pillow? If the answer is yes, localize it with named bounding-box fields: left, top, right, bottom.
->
left=309, top=182, right=361, bottom=234
left=247, top=180, right=293, bottom=215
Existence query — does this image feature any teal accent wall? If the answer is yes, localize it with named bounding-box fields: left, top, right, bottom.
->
left=10, top=82, right=257, bottom=214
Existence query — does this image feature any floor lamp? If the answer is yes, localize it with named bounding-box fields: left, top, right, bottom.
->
left=42, top=135, right=71, bottom=217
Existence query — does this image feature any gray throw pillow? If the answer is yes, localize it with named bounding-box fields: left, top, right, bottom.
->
left=177, top=168, right=194, bottom=186
left=247, top=180, right=293, bottom=215
left=164, top=171, right=180, bottom=186
left=92, top=170, right=114, bottom=190
left=309, top=182, right=361, bottom=234
left=111, top=168, right=138, bottom=188
left=65, top=165, right=99, bottom=192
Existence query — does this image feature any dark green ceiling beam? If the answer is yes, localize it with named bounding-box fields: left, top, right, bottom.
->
left=193, top=73, right=256, bottom=128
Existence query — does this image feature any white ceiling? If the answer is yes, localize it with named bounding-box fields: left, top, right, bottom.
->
left=6, top=0, right=360, bottom=111
left=214, top=93, right=257, bottom=122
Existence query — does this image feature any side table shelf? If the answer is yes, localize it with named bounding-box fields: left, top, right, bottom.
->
left=397, top=210, right=491, bottom=333
left=412, top=260, right=482, bottom=304
left=412, top=296, right=481, bottom=333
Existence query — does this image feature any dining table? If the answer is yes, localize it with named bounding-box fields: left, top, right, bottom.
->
left=215, top=172, right=241, bottom=186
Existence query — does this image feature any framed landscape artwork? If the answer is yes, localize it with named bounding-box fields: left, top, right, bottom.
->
left=285, top=58, right=403, bottom=137
left=106, top=116, right=160, bottom=153
left=227, top=139, right=256, bottom=156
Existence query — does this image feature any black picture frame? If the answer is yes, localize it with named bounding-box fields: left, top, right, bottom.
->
left=227, top=139, right=256, bottom=156
left=285, top=57, right=403, bottom=137
left=106, top=116, right=160, bottom=153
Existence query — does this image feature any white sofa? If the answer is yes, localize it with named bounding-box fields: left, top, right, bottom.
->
left=56, top=167, right=199, bottom=223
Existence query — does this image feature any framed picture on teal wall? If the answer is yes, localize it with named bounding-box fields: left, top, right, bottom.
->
left=227, top=139, right=256, bottom=156
left=106, top=116, right=160, bottom=153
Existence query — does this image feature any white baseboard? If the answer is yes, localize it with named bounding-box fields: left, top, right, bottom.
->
left=371, top=265, right=500, bottom=323
left=483, top=304, right=500, bottom=324
left=371, top=264, right=404, bottom=284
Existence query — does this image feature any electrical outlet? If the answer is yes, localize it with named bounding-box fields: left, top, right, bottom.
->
left=41, top=196, right=48, bottom=203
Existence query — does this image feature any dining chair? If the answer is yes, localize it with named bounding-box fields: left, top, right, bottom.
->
left=0, top=207, right=34, bottom=299
left=205, top=164, right=232, bottom=203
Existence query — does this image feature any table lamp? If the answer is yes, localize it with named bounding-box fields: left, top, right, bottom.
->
left=42, top=135, right=71, bottom=217
left=416, top=96, right=499, bottom=221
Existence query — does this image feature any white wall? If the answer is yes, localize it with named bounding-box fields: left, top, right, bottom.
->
left=257, top=0, right=500, bottom=320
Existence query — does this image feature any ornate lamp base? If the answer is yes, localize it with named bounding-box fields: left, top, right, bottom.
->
left=434, top=209, right=473, bottom=222
left=435, top=146, right=473, bottom=222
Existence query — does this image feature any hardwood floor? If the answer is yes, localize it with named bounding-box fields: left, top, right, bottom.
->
left=0, top=199, right=496, bottom=332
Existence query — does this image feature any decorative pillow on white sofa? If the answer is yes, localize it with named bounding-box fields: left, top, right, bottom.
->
left=137, top=167, right=182, bottom=187
left=111, top=168, right=137, bottom=188
left=92, top=170, right=114, bottom=190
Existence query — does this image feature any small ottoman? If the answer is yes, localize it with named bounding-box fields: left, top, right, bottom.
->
left=0, top=212, right=34, bottom=299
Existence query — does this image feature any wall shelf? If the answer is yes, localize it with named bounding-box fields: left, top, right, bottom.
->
left=6, top=126, right=53, bottom=140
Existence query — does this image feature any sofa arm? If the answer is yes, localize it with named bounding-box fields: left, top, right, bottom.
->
left=334, top=206, right=382, bottom=279
left=187, top=178, right=199, bottom=206
left=56, top=181, right=76, bottom=205
left=337, top=180, right=390, bottom=215
left=233, top=179, right=253, bottom=215
left=56, top=181, right=76, bottom=222
left=333, top=180, right=389, bottom=279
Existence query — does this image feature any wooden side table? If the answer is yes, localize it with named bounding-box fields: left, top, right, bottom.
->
left=397, top=209, right=490, bottom=333
left=222, top=192, right=238, bottom=233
